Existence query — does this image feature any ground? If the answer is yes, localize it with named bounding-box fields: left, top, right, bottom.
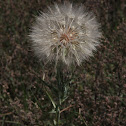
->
left=0, top=0, right=126, bottom=126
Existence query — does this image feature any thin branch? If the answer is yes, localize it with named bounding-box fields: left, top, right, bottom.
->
left=60, top=105, right=74, bottom=113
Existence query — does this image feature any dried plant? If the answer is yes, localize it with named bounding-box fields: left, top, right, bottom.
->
left=29, top=2, right=101, bottom=66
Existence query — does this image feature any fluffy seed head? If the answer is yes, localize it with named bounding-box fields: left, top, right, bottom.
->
left=29, top=3, right=101, bottom=66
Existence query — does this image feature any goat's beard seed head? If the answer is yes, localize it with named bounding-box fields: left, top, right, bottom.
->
left=29, top=2, right=102, bottom=66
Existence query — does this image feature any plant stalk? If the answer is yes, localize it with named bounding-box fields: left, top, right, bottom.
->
left=56, top=106, right=60, bottom=126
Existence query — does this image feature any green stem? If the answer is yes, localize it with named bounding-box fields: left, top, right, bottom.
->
left=56, top=106, right=60, bottom=126
left=56, top=88, right=61, bottom=126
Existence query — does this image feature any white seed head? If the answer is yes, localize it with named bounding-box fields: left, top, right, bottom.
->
left=29, top=3, right=101, bottom=66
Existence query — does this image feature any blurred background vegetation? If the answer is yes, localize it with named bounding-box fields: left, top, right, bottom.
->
left=0, top=0, right=126, bottom=125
